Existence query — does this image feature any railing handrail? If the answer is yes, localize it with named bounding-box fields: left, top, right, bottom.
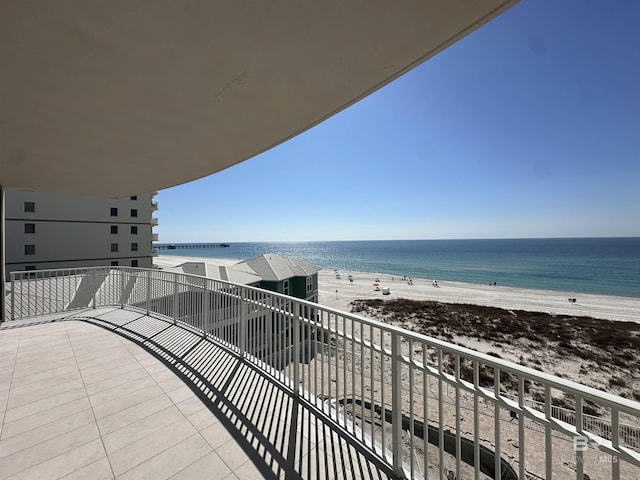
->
left=9, top=265, right=640, bottom=417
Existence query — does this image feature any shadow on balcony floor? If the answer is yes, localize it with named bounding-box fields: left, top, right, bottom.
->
left=1, top=307, right=395, bottom=479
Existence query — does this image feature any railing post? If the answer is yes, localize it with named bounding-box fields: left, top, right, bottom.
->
left=391, top=331, right=403, bottom=477
left=292, top=302, right=301, bottom=396
left=119, top=268, right=124, bottom=309
left=545, top=385, right=552, bottom=480
left=202, top=278, right=210, bottom=337
left=146, top=270, right=151, bottom=315
left=10, top=272, right=15, bottom=320
left=518, top=376, right=526, bottom=480
left=239, top=287, right=247, bottom=355
left=576, top=396, right=584, bottom=480
left=91, top=270, right=96, bottom=309
left=494, top=367, right=502, bottom=480
left=612, top=409, right=620, bottom=480
left=474, top=361, right=481, bottom=480
left=172, top=274, right=178, bottom=324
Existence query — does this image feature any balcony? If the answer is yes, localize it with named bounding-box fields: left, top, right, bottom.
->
left=3, top=267, right=640, bottom=479
left=151, top=201, right=159, bottom=211
left=151, top=248, right=159, bottom=257
left=152, top=233, right=159, bottom=242
left=151, top=217, right=159, bottom=226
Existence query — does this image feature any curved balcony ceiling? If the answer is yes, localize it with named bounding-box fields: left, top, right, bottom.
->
left=0, top=1, right=517, bottom=197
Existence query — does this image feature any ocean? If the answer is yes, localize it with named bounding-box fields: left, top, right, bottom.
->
left=158, top=238, right=640, bottom=298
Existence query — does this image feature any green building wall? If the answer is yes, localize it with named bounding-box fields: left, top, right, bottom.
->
left=258, top=273, right=318, bottom=302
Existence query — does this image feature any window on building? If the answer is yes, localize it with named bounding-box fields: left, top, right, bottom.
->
left=110, top=207, right=118, bottom=216
left=131, top=260, right=138, bottom=267
left=24, top=201, right=35, bottom=213
left=111, top=243, right=118, bottom=252
left=111, top=261, right=119, bottom=266
left=110, top=225, right=118, bottom=234
left=131, top=242, right=138, bottom=252
left=130, top=208, right=138, bottom=218
left=24, top=223, right=35, bottom=234
left=283, top=280, right=289, bottom=296
left=25, top=244, right=35, bottom=255
left=130, top=195, right=137, bottom=200
left=130, top=225, right=138, bottom=235
left=306, top=276, right=313, bottom=293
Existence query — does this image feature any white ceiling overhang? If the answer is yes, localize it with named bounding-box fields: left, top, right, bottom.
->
left=0, top=1, right=518, bottom=196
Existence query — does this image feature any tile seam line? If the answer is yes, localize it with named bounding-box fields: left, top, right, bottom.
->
left=3, top=359, right=79, bottom=390
left=100, top=329, right=200, bottom=460
left=0, top=399, right=94, bottom=442
left=0, top=414, right=103, bottom=477
left=164, top=449, right=223, bottom=480
left=65, top=322, right=116, bottom=480
left=80, top=362, right=151, bottom=390
left=0, top=327, right=21, bottom=440
left=130, top=432, right=213, bottom=479
left=109, top=420, right=202, bottom=477
left=7, top=380, right=88, bottom=414
left=96, top=395, right=175, bottom=438
left=0, top=410, right=96, bottom=460
left=85, top=376, right=161, bottom=410
left=101, top=404, right=180, bottom=450
left=82, top=369, right=151, bottom=398
left=84, top=381, right=166, bottom=420
left=176, top=389, right=238, bottom=477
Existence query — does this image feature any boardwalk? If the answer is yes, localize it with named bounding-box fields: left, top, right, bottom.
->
left=155, top=243, right=230, bottom=250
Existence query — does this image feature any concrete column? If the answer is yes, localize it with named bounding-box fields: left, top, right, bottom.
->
left=1, top=185, right=5, bottom=322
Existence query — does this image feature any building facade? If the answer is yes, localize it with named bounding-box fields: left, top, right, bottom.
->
left=169, top=253, right=320, bottom=366
left=238, top=254, right=319, bottom=303
left=4, top=188, right=158, bottom=278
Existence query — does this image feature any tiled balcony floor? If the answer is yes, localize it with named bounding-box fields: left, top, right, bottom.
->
left=0, top=308, right=390, bottom=480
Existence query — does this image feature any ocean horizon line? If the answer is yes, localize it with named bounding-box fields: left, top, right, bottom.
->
left=156, top=235, right=640, bottom=244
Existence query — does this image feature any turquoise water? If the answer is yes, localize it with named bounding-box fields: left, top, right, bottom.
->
left=158, top=238, right=640, bottom=298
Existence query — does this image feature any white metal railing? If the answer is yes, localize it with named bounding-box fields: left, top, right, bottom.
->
left=7, top=267, right=640, bottom=480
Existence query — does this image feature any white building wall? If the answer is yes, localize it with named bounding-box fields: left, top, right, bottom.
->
left=5, top=189, right=157, bottom=277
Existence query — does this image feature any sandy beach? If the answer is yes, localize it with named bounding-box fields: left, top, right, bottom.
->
left=156, top=254, right=640, bottom=323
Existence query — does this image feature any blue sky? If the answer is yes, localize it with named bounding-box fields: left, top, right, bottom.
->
left=157, top=0, right=640, bottom=243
